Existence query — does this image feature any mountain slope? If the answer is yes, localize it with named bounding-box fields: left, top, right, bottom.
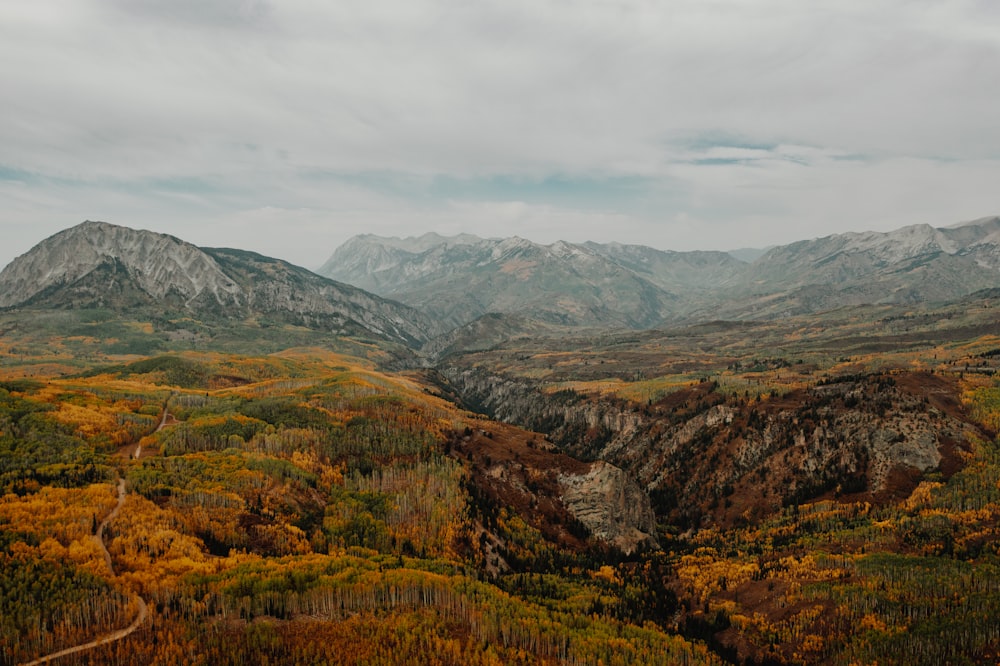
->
left=747, top=222, right=964, bottom=287
left=319, top=234, right=679, bottom=330
left=316, top=231, right=486, bottom=293
left=733, top=217, right=1000, bottom=311
left=582, top=241, right=748, bottom=293
left=0, top=221, right=438, bottom=346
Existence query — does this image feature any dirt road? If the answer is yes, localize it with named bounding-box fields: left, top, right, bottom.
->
left=20, top=478, right=148, bottom=666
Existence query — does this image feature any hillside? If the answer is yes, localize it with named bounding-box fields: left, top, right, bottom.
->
left=0, top=221, right=438, bottom=347
left=3, top=295, right=1000, bottom=664
left=716, top=216, right=1000, bottom=319
left=432, top=293, right=1000, bottom=663
left=0, top=347, right=702, bottom=665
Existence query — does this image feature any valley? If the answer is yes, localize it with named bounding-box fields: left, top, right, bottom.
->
left=1, top=219, right=1000, bottom=664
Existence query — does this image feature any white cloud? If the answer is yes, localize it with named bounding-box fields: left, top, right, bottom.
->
left=1, top=0, right=999, bottom=269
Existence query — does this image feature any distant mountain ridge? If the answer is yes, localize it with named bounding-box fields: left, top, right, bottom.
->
left=2, top=216, right=999, bottom=349
left=320, top=216, right=1000, bottom=328
left=318, top=234, right=732, bottom=330
left=748, top=217, right=1000, bottom=285
left=722, top=216, right=1000, bottom=319
left=0, top=221, right=437, bottom=346
left=581, top=241, right=748, bottom=293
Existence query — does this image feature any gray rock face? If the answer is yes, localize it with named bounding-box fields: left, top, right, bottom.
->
left=559, top=461, right=659, bottom=554
left=0, top=221, right=241, bottom=308
left=724, top=216, right=1000, bottom=319
left=0, top=221, right=438, bottom=346
left=440, top=364, right=983, bottom=526
left=858, top=427, right=940, bottom=490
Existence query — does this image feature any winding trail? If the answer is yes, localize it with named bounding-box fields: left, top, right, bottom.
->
left=133, top=396, right=173, bottom=460
left=94, top=479, right=127, bottom=574
left=20, top=395, right=180, bottom=664
left=19, top=397, right=180, bottom=666
left=21, top=477, right=148, bottom=666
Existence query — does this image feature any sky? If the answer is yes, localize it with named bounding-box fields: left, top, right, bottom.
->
left=2, top=0, right=1000, bottom=271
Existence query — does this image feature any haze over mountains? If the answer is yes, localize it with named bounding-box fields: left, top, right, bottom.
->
left=1, top=216, right=999, bottom=348
left=321, top=233, right=687, bottom=330
left=320, top=215, right=1000, bottom=330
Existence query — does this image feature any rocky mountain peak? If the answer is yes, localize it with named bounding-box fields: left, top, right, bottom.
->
left=836, top=223, right=957, bottom=262
left=0, top=221, right=438, bottom=347
left=546, top=240, right=591, bottom=260
left=0, top=220, right=240, bottom=309
left=489, top=236, right=535, bottom=259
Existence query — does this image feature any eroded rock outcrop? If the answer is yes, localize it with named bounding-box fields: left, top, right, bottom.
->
left=559, top=461, right=658, bottom=554
left=448, top=423, right=658, bottom=556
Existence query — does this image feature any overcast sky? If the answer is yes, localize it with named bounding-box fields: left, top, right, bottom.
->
left=2, top=0, right=999, bottom=270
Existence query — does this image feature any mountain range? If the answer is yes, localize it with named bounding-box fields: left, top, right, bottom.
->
left=0, top=221, right=438, bottom=347
left=318, top=233, right=755, bottom=329
left=319, top=216, right=1000, bottom=330
left=2, top=216, right=999, bottom=348
left=731, top=216, right=1000, bottom=318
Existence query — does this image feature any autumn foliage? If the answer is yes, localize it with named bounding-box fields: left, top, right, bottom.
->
left=3, top=340, right=1000, bottom=665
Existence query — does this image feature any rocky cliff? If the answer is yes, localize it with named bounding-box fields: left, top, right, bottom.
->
left=440, top=364, right=986, bottom=528
left=558, top=461, right=659, bottom=553
left=447, top=421, right=658, bottom=555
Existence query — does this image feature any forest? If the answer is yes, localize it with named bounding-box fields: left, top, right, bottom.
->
left=2, top=314, right=1000, bottom=664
